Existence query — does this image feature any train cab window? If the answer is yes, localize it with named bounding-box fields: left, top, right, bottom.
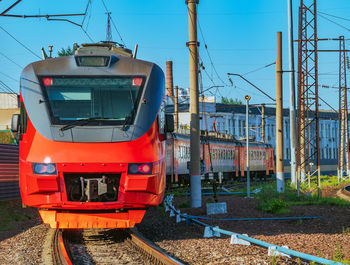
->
left=19, top=102, right=28, bottom=134
left=40, top=77, right=144, bottom=125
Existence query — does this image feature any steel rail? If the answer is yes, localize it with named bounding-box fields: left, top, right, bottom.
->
left=52, top=229, right=72, bottom=265
left=128, top=228, right=185, bottom=265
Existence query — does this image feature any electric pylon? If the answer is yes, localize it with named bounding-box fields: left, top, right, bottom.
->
left=296, top=0, right=321, bottom=194
left=106, top=12, right=112, bottom=42
left=338, top=36, right=349, bottom=180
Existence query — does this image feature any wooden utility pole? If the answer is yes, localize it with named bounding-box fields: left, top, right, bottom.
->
left=276, top=32, right=284, bottom=193
left=186, top=0, right=201, bottom=207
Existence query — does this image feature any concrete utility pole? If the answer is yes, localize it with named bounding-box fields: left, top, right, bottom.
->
left=261, top=104, right=265, bottom=143
left=174, top=85, right=179, bottom=132
left=186, top=0, right=201, bottom=208
left=287, top=0, right=297, bottom=186
left=276, top=32, right=285, bottom=193
left=245, top=95, right=251, bottom=198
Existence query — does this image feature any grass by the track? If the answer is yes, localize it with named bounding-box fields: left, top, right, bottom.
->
left=0, top=200, right=32, bottom=231
left=166, top=176, right=350, bottom=214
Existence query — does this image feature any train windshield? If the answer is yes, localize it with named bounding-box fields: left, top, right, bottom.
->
left=41, top=77, right=144, bottom=125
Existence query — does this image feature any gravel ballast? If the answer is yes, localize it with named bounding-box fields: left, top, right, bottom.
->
left=137, top=193, right=350, bottom=265
left=0, top=190, right=349, bottom=265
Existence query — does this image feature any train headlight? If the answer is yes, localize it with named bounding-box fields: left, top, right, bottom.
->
left=32, top=163, right=57, bottom=175
left=128, top=163, right=152, bottom=175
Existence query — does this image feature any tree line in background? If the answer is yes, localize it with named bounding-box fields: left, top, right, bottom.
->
left=221, top=96, right=243, bottom=105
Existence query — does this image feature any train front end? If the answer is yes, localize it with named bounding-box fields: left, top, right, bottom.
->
left=14, top=45, right=171, bottom=229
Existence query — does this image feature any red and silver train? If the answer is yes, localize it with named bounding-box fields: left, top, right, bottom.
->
left=166, top=133, right=275, bottom=184
left=12, top=43, right=174, bottom=229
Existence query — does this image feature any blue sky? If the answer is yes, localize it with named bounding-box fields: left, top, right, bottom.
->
left=0, top=0, right=350, bottom=109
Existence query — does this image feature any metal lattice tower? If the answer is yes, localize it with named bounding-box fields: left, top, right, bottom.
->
left=338, top=36, right=349, bottom=180
left=296, top=0, right=321, bottom=191
left=106, top=12, right=112, bottom=42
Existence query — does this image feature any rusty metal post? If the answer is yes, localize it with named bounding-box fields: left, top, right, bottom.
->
left=261, top=104, right=265, bottom=143
left=300, top=73, right=305, bottom=183
left=186, top=0, right=201, bottom=207
left=276, top=32, right=284, bottom=193
left=174, top=85, right=179, bottom=132
left=166, top=61, right=174, bottom=98
left=297, top=0, right=320, bottom=195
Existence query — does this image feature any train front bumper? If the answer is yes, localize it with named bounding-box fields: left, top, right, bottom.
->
left=20, top=161, right=165, bottom=210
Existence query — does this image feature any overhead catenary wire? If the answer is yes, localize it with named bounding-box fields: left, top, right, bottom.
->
left=0, top=72, right=18, bottom=83
left=243, top=62, right=276, bottom=76
left=317, top=12, right=350, bottom=32
left=81, top=27, right=94, bottom=42
left=0, top=25, right=41, bottom=59
left=197, top=18, right=228, bottom=86
left=81, top=0, right=92, bottom=27
left=318, top=11, right=350, bottom=23
left=0, top=52, right=23, bottom=69
left=0, top=79, right=18, bottom=99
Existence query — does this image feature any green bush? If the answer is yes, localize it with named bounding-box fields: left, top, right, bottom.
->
left=257, top=198, right=289, bottom=214
left=0, top=131, right=16, bottom=144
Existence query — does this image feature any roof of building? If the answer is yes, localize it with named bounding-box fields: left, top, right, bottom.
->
left=166, top=102, right=339, bottom=120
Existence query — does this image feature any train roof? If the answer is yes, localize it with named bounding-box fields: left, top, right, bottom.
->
left=172, top=132, right=272, bottom=148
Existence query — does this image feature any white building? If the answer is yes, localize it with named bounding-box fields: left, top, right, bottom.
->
left=0, top=93, right=19, bottom=130
left=166, top=99, right=340, bottom=175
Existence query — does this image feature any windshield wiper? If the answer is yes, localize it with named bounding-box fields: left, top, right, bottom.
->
left=121, top=115, right=132, bottom=131
left=60, top=117, right=114, bottom=132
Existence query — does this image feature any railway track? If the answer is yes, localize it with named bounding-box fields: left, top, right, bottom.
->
left=50, top=228, right=184, bottom=265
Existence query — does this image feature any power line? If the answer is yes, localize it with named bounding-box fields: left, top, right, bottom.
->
left=0, top=52, right=23, bottom=69
left=81, top=27, right=94, bottom=42
left=318, top=13, right=350, bottom=32
left=197, top=18, right=227, bottom=86
left=0, top=25, right=41, bottom=59
left=0, top=71, right=18, bottom=83
left=0, top=79, right=18, bottom=99
left=100, top=0, right=126, bottom=46
left=318, top=11, right=350, bottom=23
left=243, top=62, right=276, bottom=76
left=81, top=0, right=92, bottom=27
left=0, top=79, right=16, bottom=94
